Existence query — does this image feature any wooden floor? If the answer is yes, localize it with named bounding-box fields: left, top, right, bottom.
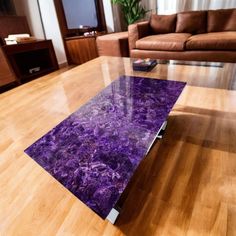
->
left=0, top=57, right=236, bottom=236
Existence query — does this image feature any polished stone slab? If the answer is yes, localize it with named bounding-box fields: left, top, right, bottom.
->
left=25, top=76, right=186, bottom=219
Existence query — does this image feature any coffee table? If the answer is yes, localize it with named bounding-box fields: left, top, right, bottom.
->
left=0, top=57, right=236, bottom=235
left=24, top=75, right=185, bottom=223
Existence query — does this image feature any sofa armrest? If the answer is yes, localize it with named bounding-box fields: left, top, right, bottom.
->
left=128, top=21, right=150, bottom=51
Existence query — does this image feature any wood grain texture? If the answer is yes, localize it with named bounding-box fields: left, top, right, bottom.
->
left=2, top=40, right=59, bottom=82
left=0, top=57, right=236, bottom=236
left=0, top=16, right=31, bottom=40
left=0, top=47, right=16, bottom=86
left=65, top=36, right=98, bottom=65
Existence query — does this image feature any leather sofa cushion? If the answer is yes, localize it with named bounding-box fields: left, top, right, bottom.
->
left=208, top=9, right=236, bottom=32
left=176, top=11, right=207, bottom=34
left=96, top=32, right=129, bottom=57
left=136, top=33, right=191, bottom=51
left=186, top=32, right=236, bottom=50
left=150, top=14, right=177, bottom=34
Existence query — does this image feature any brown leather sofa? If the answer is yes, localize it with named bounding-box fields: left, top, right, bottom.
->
left=96, top=32, right=129, bottom=57
left=129, top=8, right=236, bottom=62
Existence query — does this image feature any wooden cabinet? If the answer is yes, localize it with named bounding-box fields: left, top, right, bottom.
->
left=65, top=36, right=98, bottom=65
left=2, top=40, right=59, bottom=82
left=54, top=0, right=106, bottom=65
left=0, top=47, right=16, bottom=87
left=0, top=16, right=59, bottom=91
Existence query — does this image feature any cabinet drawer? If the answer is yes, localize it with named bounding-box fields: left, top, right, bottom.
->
left=0, top=48, right=16, bottom=87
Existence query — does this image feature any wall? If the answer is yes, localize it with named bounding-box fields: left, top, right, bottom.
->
left=103, top=0, right=115, bottom=32
left=38, top=0, right=67, bottom=66
left=105, top=0, right=158, bottom=32
left=158, top=0, right=236, bottom=14
left=13, top=0, right=45, bottom=39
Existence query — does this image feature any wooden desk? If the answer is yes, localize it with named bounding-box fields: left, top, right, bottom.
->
left=2, top=40, right=59, bottom=82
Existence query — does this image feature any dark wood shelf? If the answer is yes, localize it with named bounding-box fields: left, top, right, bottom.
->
left=2, top=40, right=59, bottom=82
left=19, top=67, right=56, bottom=81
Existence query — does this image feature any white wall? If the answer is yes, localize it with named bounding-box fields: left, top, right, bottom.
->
left=38, top=0, right=67, bottom=65
left=103, top=0, right=115, bottom=32
left=158, top=0, right=236, bottom=14
left=13, top=0, right=45, bottom=39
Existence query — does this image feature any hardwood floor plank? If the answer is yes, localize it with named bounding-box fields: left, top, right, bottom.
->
left=0, top=57, right=235, bottom=235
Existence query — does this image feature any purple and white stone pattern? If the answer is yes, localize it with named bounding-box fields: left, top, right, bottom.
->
left=25, top=76, right=186, bottom=219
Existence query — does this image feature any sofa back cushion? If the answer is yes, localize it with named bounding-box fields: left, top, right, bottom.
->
left=176, top=11, right=207, bottom=34
left=150, top=14, right=177, bottom=34
left=208, top=8, right=236, bottom=32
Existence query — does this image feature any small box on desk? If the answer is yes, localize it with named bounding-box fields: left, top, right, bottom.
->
left=132, top=58, right=157, bottom=71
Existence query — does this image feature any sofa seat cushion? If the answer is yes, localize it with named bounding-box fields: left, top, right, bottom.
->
left=136, top=33, right=192, bottom=51
left=186, top=32, right=236, bottom=50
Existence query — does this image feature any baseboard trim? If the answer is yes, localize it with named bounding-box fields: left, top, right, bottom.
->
left=59, top=61, right=68, bottom=68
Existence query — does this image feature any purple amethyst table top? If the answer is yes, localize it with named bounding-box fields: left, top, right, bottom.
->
left=25, top=76, right=186, bottom=219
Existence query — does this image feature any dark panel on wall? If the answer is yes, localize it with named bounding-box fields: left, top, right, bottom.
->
left=0, top=0, right=16, bottom=15
left=0, top=16, right=31, bottom=40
